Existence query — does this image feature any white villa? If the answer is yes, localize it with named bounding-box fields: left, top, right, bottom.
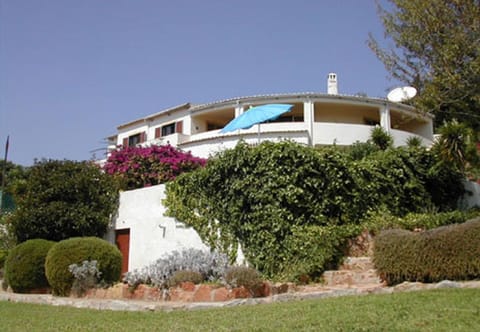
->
left=107, top=74, right=434, bottom=159
left=106, top=74, right=437, bottom=273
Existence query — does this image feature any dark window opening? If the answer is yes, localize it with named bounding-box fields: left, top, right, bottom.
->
left=207, top=123, right=223, bottom=131
left=128, top=134, right=141, bottom=146
left=268, top=115, right=304, bottom=123
left=364, top=118, right=380, bottom=126
left=161, top=123, right=175, bottom=136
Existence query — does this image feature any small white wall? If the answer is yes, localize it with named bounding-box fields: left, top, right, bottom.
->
left=312, top=123, right=433, bottom=147
left=312, top=123, right=372, bottom=146
left=107, top=185, right=208, bottom=271
left=181, top=126, right=309, bottom=158
left=459, top=180, right=480, bottom=210
left=390, top=129, right=433, bottom=147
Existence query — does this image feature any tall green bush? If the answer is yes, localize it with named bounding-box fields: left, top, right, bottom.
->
left=11, top=160, right=119, bottom=243
left=166, top=142, right=361, bottom=278
left=4, top=239, right=55, bottom=293
left=165, top=141, right=465, bottom=280
left=45, top=237, right=122, bottom=296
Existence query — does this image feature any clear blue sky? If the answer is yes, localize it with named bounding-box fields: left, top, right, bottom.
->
left=1, top=0, right=397, bottom=166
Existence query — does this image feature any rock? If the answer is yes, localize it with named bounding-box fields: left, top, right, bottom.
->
left=212, top=287, right=230, bottom=302
left=460, top=280, right=480, bottom=289
left=179, top=282, right=196, bottom=292
left=272, top=282, right=296, bottom=295
left=393, top=282, right=429, bottom=292
left=259, top=281, right=272, bottom=297
left=169, top=288, right=194, bottom=302
left=434, top=280, right=461, bottom=289
left=192, top=284, right=213, bottom=302
left=231, top=286, right=251, bottom=299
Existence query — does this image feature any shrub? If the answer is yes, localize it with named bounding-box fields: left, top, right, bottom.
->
left=280, top=224, right=361, bottom=282
left=364, top=209, right=475, bottom=233
left=406, top=136, right=423, bottom=148
left=123, top=248, right=229, bottom=289
left=167, top=270, right=204, bottom=287
left=10, top=160, right=119, bottom=242
left=165, top=140, right=466, bottom=280
left=45, top=237, right=122, bottom=296
left=369, top=127, right=393, bottom=150
left=103, top=145, right=207, bottom=190
left=69, top=260, right=102, bottom=297
left=373, top=218, right=480, bottom=285
left=0, top=249, right=7, bottom=269
left=0, top=212, right=16, bottom=252
left=4, top=239, right=55, bottom=293
left=372, top=229, right=418, bottom=285
left=224, top=266, right=263, bottom=295
left=344, top=141, right=380, bottom=160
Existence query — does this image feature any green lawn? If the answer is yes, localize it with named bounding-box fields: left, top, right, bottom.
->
left=1, top=288, right=479, bottom=331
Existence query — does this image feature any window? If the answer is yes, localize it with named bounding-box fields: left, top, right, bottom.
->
left=269, top=115, right=304, bottom=123
left=207, top=123, right=223, bottom=131
left=364, top=118, right=380, bottom=126
left=122, top=132, right=146, bottom=147
left=128, top=134, right=141, bottom=146
left=161, top=123, right=175, bottom=136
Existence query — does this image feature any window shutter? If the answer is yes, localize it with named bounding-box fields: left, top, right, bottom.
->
left=122, top=137, right=128, bottom=147
left=176, top=121, right=183, bottom=134
left=155, top=127, right=161, bottom=138
left=140, top=131, right=146, bottom=143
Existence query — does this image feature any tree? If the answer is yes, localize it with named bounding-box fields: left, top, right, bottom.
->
left=11, top=160, right=119, bottom=242
left=432, top=120, right=480, bottom=177
left=368, top=0, right=480, bottom=131
left=0, top=161, right=28, bottom=213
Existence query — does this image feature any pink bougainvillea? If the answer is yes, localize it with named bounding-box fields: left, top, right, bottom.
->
left=103, top=145, right=206, bottom=190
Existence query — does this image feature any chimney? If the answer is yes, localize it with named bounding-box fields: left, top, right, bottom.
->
left=327, top=73, right=338, bottom=95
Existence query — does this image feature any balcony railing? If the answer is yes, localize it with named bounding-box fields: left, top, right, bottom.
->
left=110, top=121, right=433, bottom=160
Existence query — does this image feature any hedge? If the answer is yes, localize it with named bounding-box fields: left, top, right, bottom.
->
left=373, top=218, right=480, bottom=285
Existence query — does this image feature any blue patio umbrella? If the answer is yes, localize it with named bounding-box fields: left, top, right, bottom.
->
left=220, top=104, right=293, bottom=133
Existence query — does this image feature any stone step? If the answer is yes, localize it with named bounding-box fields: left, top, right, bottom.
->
left=321, top=257, right=383, bottom=287
left=338, top=256, right=375, bottom=271
left=322, top=269, right=383, bottom=287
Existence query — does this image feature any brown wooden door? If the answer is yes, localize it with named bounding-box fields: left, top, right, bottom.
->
left=115, top=229, right=130, bottom=275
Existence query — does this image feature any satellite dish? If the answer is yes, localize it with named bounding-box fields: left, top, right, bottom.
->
left=387, top=86, right=417, bottom=102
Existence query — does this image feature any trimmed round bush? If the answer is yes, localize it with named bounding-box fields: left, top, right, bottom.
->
left=4, top=239, right=55, bottom=293
left=45, top=237, right=122, bottom=296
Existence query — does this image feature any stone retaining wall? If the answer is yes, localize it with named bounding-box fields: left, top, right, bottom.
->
left=84, top=282, right=297, bottom=302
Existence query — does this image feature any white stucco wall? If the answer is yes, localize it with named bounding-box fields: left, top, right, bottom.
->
left=312, top=123, right=373, bottom=146
left=180, top=124, right=309, bottom=158
left=459, top=180, right=480, bottom=210
left=106, top=185, right=208, bottom=271
left=105, top=178, right=478, bottom=273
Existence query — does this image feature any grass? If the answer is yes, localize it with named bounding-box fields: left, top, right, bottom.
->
left=1, top=288, right=480, bottom=331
